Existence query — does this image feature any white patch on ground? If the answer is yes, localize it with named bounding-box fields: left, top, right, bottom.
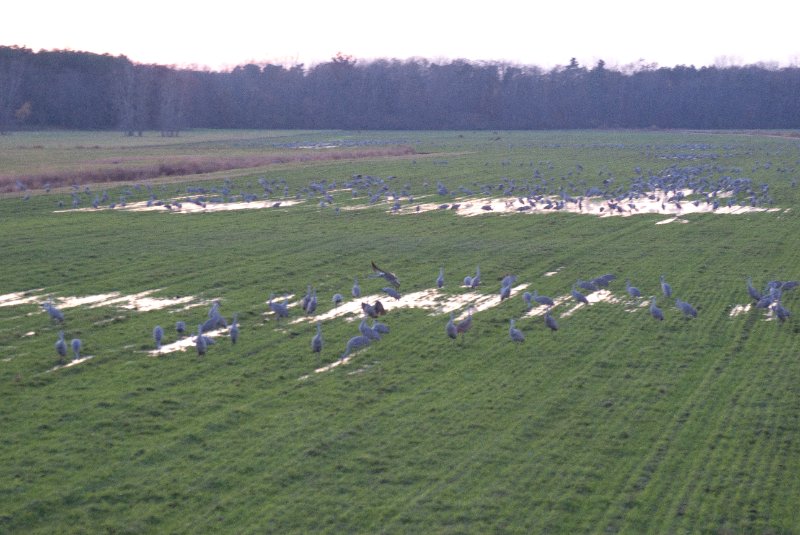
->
left=399, top=189, right=783, bottom=219
left=290, top=285, right=529, bottom=325
left=24, top=331, right=36, bottom=337
left=729, top=304, right=752, bottom=317
left=48, top=356, right=93, bottom=372
left=55, top=293, right=123, bottom=308
left=43, top=290, right=199, bottom=312
left=0, top=290, right=46, bottom=308
left=148, top=327, right=229, bottom=356
left=523, top=295, right=571, bottom=318
left=544, top=270, right=561, bottom=277
left=55, top=198, right=304, bottom=214
left=655, top=217, right=690, bottom=225
left=453, top=284, right=529, bottom=320
left=298, top=351, right=363, bottom=380
left=624, top=299, right=651, bottom=313
left=559, top=289, right=621, bottom=318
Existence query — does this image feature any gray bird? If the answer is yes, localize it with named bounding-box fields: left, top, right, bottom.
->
left=509, top=319, right=525, bottom=342
left=382, top=287, right=401, bottom=300
left=360, top=318, right=381, bottom=341
left=522, top=291, right=533, bottom=310
left=772, top=302, right=791, bottom=322
left=470, top=266, right=481, bottom=289
left=268, top=293, right=289, bottom=319
left=311, top=322, right=323, bottom=353
left=371, top=261, right=400, bottom=288
left=230, top=314, right=239, bottom=344
left=746, top=277, right=762, bottom=302
left=341, top=335, right=371, bottom=361
left=55, top=331, right=67, bottom=362
left=352, top=278, right=361, bottom=298
left=372, top=320, right=390, bottom=334
left=500, top=283, right=512, bottom=301
left=675, top=298, right=697, bottom=318
left=456, top=308, right=474, bottom=338
left=42, top=300, right=64, bottom=323
left=650, top=297, right=664, bottom=321
left=544, top=310, right=559, bottom=331
left=153, top=325, right=164, bottom=350
left=436, top=267, right=444, bottom=289
left=532, top=290, right=554, bottom=307
left=446, top=312, right=458, bottom=340
left=305, top=288, right=317, bottom=315
left=625, top=279, right=641, bottom=298
left=71, top=338, right=82, bottom=360
left=571, top=284, right=589, bottom=305
left=660, top=275, right=672, bottom=298
left=195, top=324, right=207, bottom=356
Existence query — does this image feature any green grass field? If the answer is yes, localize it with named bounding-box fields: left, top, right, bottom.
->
left=2, top=130, right=800, bottom=533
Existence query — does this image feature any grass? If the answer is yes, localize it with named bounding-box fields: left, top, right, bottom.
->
left=1, top=129, right=800, bottom=533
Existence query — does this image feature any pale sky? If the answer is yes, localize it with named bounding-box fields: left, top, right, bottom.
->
left=4, top=1, right=799, bottom=71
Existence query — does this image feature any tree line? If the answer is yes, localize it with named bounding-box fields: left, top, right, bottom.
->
left=1, top=45, right=799, bottom=133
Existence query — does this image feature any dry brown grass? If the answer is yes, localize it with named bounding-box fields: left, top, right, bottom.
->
left=0, top=146, right=416, bottom=192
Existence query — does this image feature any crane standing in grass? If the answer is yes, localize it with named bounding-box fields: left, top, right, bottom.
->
left=153, top=325, right=164, bottom=350
left=55, top=331, right=67, bottom=363
left=311, top=322, right=323, bottom=354
left=509, top=319, right=525, bottom=342
left=650, top=297, right=664, bottom=321
left=71, top=338, right=82, bottom=360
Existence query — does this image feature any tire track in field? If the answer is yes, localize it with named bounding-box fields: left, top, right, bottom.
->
left=599, top=304, right=761, bottom=533
left=658, top=334, right=777, bottom=532
left=371, top=328, right=623, bottom=532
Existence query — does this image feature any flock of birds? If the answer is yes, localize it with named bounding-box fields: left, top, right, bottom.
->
left=41, top=260, right=796, bottom=368
left=26, top=150, right=791, bottom=221
left=24, top=145, right=795, bottom=366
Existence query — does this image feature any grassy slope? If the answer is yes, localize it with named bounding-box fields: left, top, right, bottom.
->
left=1, top=130, right=800, bottom=533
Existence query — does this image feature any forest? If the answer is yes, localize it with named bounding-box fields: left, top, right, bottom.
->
left=1, top=45, right=799, bottom=133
